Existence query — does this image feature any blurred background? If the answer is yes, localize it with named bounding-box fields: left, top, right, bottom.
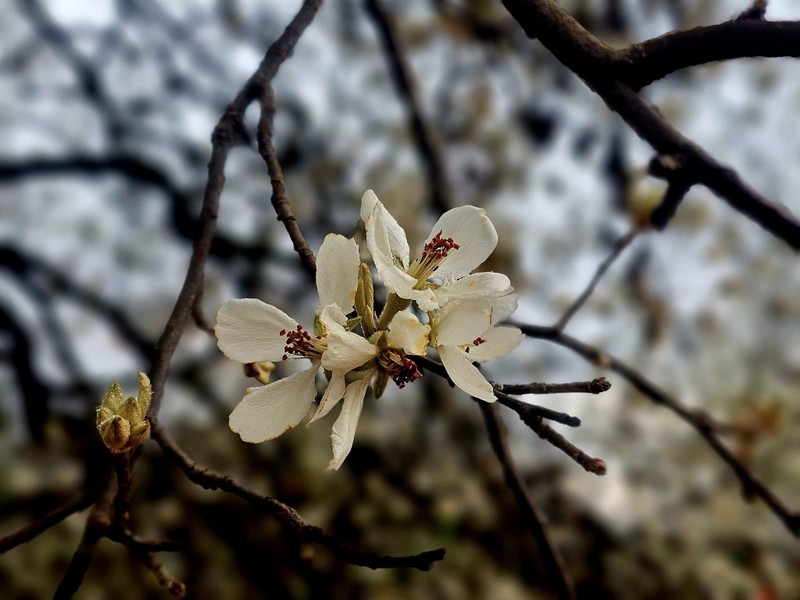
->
left=1, top=0, right=800, bottom=597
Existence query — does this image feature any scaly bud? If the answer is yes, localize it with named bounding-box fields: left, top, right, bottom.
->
left=355, top=263, right=376, bottom=336
left=96, top=372, right=152, bottom=454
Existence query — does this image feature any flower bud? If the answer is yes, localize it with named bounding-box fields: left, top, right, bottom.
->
left=96, top=372, right=152, bottom=454
left=355, top=263, right=376, bottom=336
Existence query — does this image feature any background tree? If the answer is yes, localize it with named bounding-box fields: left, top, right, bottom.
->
left=1, top=0, right=799, bottom=597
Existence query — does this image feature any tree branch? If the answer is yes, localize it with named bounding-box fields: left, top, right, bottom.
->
left=516, top=323, right=800, bottom=535
left=501, top=0, right=800, bottom=250
left=480, top=402, right=576, bottom=600
left=149, top=419, right=445, bottom=570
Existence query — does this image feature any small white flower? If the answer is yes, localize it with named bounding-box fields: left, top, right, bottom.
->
left=312, top=310, right=430, bottom=470
left=429, top=296, right=522, bottom=402
left=214, top=233, right=360, bottom=443
left=360, top=190, right=507, bottom=311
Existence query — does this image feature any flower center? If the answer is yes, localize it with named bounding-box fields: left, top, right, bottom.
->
left=377, top=348, right=422, bottom=388
left=279, top=324, right=327, bottom=361
left=407, top=230, right=460, bottom=286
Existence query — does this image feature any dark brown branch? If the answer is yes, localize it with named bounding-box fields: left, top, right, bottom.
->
left=148, top=0, right=323, bottom=414
left=54, top=487, right=114, bottom=599
left=365, top=0, right=454, bottom=215
left=150, top=419, right=444, bottom=570
left=616, top=18, right=800, bottom=90
left=495, top=377, right=610, bottom=395
left=412, top=355, right=606, bottom=473
left=480, top=402, right=576, bottom=600
left=554, top=230, right=636, bottom=331
left=257, top=85, right=317, bottom=278
left=496, top=391, right=581, bottom=427
left=0, top=490, right=98, bottom=553
left=516, top=323, right=800, bottom=535
left=501, top=0, right=800, bottom=251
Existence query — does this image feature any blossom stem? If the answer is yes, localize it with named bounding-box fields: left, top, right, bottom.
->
left=375, top=293, right=411, bottom=331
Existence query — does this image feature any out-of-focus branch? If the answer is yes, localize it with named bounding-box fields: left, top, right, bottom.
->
left=150, top=419, right=445, bottom=570
left=515, top=323, right=800, bottom=535
left=553, top=230, right=637, bottom=332
left=365, top=0, right=454, bottom=215
left=480, top=402, right=576, bottom=600
left=0, top=490, right=99, bottom=553
left=501, top=0, right=800, bottom=249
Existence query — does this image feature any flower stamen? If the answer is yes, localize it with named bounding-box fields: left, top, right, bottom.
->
left=281, top=324, right=326, bottom=361
left=377, top=348, right=422, bottom=388
left=407, top=230, right=460, bottom=286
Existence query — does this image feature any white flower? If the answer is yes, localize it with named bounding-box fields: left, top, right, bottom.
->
left=360, top=190, right=508, bottom=311
left=214, top=233, right=360, bottom=444
left=311, top=310, right=430, bottom=470
left=429, top=296, right=522, bottom=402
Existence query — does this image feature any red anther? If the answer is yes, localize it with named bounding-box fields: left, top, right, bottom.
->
left=465, top=347, right=470, bottom=353
left=282, top=354, right=288, bottom=360
left=472, top=337, right=485, bottom=346
left=279, top=329, right=286, bottom=335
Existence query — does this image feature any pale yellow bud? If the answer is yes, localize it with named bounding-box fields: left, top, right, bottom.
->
left=96, top=372, right=152, bottom=454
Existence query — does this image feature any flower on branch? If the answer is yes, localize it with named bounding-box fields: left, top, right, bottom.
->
left=429, top=295, right=522, bottom=402
left=214, top=233, right=360, bottom=445
left=361, top=190, right=509, bottom=311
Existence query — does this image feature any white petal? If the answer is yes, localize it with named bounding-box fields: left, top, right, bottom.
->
left=388, top=311, right=431, bottom=356
left=428, top=206, right=498, bottom=280
left=321, top=327, right=377, bottom=372
left=468, top=326, right=522, bottom=362
left=438, top=345, right=495, bottom=402
left=319, top=303, right=348, bottom=328
left=362, top=190, right=410, bottom=272
left=491, top=293, right=519, bottom=323
left=215, top=299, right=296, bottom=363
left=328, top=376, right=371, bottom=470
left=433, top=272, right=511, bottom=305
left=316, top=234, right=360, bottom=314
left=432, top=297, right=493, bottom=347
left=308, top=370, right=347, bottom=424
left=378, top=267, right=438, bottom=310
left=229, top=364, right=318, bottom=442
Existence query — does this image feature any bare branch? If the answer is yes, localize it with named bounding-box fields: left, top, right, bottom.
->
left=516, top=323, right=800, bottom=535
left=0, top=490, right=99, bottom=553
left=501, top=0, right=800, bottom=250
left=495, top=378, right=611, bottom=395
left=480, top=402, right=576, bottom=600
left=366, top=0, right=454, bottom=215
left=150, top=419, right=445, bottom=570
left=553, top=230, right=637, bottom=331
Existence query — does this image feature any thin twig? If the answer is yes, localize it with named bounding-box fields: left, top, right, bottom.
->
left=502, top=0, right=800, bottom=250
left=365, top=0, right=453, bottom=215
left=412, top=355, right=606, bottom=473
left=516, top=323, right=800, bottom=535
left=554, top=230, right=636, bottom=331
left=257, top=85, right=317, bottom=278
left=150, top=419, right=445, bottom=570
left=480, top=402, right=576, bottom=600
left=0, top=490, right=99, bottom=553
left=495, top=378, right=610, bottom=395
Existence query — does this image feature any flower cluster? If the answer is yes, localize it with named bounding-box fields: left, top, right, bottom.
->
left=215, top=190, right=521, bottom=469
